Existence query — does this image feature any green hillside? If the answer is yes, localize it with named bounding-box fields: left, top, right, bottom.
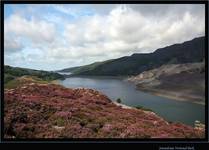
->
left=4, top=65, right=64, bottom=85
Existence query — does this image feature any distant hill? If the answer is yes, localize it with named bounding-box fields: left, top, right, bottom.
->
left=59, top=36, right=205, bottom=76
left=58, top=60, right=115, bottom=75
left=4, top=65, right=64, bottom=87
left=58, top=61, right=112, bottom=74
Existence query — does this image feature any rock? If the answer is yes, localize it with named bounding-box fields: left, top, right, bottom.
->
left=127, top=62, right=205, bottom=104
left=53, top=126, right=65, bottom=132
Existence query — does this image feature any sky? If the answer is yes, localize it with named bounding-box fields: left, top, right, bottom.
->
left=4, top=4, right=205, bottom=71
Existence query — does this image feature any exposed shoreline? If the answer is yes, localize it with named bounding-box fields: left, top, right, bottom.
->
left=56, top=76, right=205, bottom=105
left=136, top=86, right=205, bottom=105
left=126, top=62, right=205, bottom=105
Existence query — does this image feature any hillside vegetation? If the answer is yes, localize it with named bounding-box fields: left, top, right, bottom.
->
left=4, top=65, right=64, bottom=89
left=4, top=79, right=205, bottom=138
left=58, top=60, right=113, bottom=74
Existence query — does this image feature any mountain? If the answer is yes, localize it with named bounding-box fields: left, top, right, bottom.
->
left=59, top=36, right=205, bottom=76
left=127, top=62, right=205, bottom=104
left=4, top=78, right=205, bottom=138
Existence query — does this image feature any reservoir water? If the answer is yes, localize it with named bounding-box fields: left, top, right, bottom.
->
left=58, top=76, right=205, bottom=126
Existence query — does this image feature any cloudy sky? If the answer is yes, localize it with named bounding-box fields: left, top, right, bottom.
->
left=4, top=4, right=205, bottom=71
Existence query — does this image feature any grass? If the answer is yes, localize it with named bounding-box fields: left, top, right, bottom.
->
left=4, top=76, right=50, bottom=89
left=53, top=118, right=65, bottom=126
left=4, top=73, right=15, bottom=84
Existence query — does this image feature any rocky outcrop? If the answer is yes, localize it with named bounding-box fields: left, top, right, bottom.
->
left=4, top=81, right=204, bottom=138
left=127, top=62, right=205, bottom=105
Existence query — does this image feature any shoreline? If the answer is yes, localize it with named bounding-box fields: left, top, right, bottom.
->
left=58, top=74, right=127, bottom=80
left=49, top=79, right=204, bottom=127
left=56, top=76, right=205, bottom=105
left=136, top=87, right=205, bottom=105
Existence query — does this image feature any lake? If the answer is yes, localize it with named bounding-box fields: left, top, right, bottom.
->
left=58, top=76, right=205, bottom=126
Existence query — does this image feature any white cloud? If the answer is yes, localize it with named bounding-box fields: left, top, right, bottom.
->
left=4, top=4, right=205, bottom=70
left=62, top=4, right=205, bottom=59
left=5, top=14, right=56, bottom=44
left=4, top=36, right=23, bottom=53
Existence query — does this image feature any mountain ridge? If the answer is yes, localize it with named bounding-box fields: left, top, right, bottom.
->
left=58, top=36, right=205, bottom=76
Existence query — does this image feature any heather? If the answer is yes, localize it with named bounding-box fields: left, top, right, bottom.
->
left=4, top=80, right=204, bottom=138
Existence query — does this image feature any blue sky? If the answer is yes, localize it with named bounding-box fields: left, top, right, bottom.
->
left=4, top=4, right=205, bottom=71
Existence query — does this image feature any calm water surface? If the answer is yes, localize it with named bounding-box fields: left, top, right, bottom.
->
left=58, top=76, right=205, bottom=126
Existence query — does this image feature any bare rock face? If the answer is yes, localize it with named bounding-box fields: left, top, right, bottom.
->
left=4, top=82, right=204, bottom=138
left=127, top=62, right=205, bottom=104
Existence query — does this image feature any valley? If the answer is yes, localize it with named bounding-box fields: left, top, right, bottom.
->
left=4, top=36, right=206, bottom=139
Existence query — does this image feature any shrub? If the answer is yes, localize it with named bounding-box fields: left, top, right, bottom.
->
left=116, top=98, right=122, bottom=103
left=135, top=105, right=153, bottom=112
